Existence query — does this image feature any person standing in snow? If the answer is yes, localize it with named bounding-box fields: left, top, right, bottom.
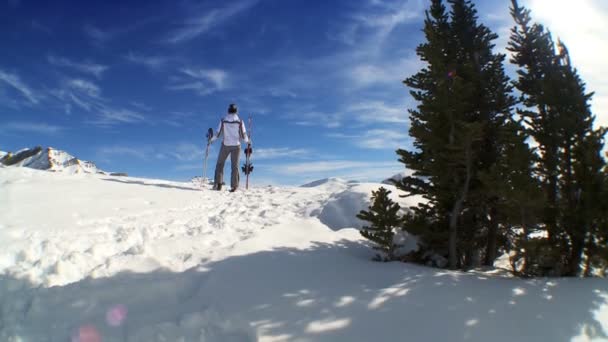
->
left=210, top=103, right=250, bottom=192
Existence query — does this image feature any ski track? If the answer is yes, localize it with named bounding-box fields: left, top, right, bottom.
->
left=1, top=184, right=332, bottom=288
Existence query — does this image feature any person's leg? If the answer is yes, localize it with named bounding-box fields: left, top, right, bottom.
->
left=214, top=144, right=230, bottom=190
left=229, top=145, right=241, bottom=190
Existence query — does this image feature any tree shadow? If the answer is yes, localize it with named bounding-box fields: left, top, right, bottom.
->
left=1, top=239, right=607, bottom=341
left=101, top=177, right=201, bottom=192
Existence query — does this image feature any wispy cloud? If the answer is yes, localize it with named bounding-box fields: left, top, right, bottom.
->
left=0, top=69, right=39, bottom=104
left=329, top=129, right=410, bottom=150
left=84, top=18, right=160, bottom=47
left=347, top=101, right=409, bottom=124
left=349, top=56, right=420, bottom=88
left=31, top=20, right=52, bottom=34
left=166, top=0, right=259, bottom=44
left=97, top=146, right=152, bottom=161
left=48, top=55, right=108, bottom=79
left=330, top=0, right=424, bottom=47
left=1, top=122, right=64, bottom=135
left=68, top=79, right=101, bottom=98
left=287, top=108, right=344, bottom=128
left=94, top=109, right=145, bottom=126
left=162, top=111, right=196, bottom=127
left=274, top=160, right=375, bottom=174
left=125, top=52, right=171, bottom=71
left=97, top=143, right=203, bottom=164
left=51, top=78, right=146, bottom=126
left=270, top=159, right=402, bottom=182
left=84, top=24, right=113, bottom=46
left=254, top=147, right=311, bottom=160
left=168, top=67, right=229, bottom=96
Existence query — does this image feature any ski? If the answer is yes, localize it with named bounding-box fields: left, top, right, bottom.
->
left=241, top=116, right=253, bottom=190
left=203, top=127, right=214, bottom=185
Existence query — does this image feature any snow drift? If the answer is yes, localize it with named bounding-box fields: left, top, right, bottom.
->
left=0, top=167, right=607, bottom=341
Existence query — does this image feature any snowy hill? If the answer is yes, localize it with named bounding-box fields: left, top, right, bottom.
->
left=0, top=146, right=109, bottom=175
left=382, top=171, right=409, bottom=185
left=0, top=167, right=606, bottom=341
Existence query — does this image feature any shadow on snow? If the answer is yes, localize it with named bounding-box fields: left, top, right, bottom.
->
left=1, top=239, right=607, bottom=341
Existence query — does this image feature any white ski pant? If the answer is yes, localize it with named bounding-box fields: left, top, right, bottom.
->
left=214, top=144, right=240, bottom=189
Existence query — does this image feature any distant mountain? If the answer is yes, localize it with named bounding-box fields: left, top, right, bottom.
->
left=0, top=146, right=123, bottom=175
left=381, top=172, right=408, bottom=185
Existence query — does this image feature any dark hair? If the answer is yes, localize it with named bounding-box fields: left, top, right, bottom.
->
left=228, top=103, right=238, bottom=114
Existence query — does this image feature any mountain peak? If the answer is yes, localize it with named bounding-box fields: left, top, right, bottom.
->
left=1, top=146, right=106, bottom=175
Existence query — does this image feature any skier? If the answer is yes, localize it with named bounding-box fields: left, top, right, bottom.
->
left=210, top=103, right=250, bottom=192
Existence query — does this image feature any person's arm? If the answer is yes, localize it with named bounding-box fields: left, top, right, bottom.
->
left=210, top=120, right=222, bottom=143
left=241, top=120, right=250, bottom=144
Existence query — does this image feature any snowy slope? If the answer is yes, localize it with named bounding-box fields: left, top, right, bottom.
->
left=1, top=146, right=103, bottom=174
left=0, top=167, right=607, bottom=341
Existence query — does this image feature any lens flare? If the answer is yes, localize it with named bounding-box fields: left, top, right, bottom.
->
left=72, top=324, right=102, bottom=342
left=106, top=304, right=128, bottom=327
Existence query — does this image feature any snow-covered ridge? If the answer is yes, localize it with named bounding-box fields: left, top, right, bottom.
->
left=0, top=146, right=117, bottom=175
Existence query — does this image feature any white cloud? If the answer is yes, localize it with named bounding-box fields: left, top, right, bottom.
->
left=166, top=0, right=259, bottom=44
left=50, top=78, right=146, bottom=126
left=349, top=56, right=421, bottom=88
left=287, top=109, right=344, bottom=128
left=254, top=147, right=311, bottom=160
left=170, top=143, right=204, bottom=161
left=68, top=79, right=101, bottom=98
left=181, top=68, right=227, bottom=89
left=2, top=122, right=63, bottom=135
left=97, top=143, right=204, bottom=164
left=347, top=101, right=409, bottom=124
left=167, top=67, right=229, bottom=96
left=329, top=129, right=409, bottom=150
left=330, top=0, right=424, bottom=46
left=274, top=160, right=379, bottom=174
left=84, top=25, right=113, bottom=45
left=47, top=55, right=108, bottom=79
left=95, top=108, right=145, bottom=125
left=270, top=159, right=403, bottom=183
left=0, top=69, right=39, bottom=104
left=97, top=146, right=151, bottom=160
left=125, top=52, right=171, bottom=71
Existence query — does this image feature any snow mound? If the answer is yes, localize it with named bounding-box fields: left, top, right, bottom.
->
left=300, top=177, right=358, bottom=188
left=312, top=182, right=420, bottom=230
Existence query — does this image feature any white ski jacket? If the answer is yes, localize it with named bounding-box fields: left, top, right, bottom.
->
left=211, top=114, right=250, bottom=146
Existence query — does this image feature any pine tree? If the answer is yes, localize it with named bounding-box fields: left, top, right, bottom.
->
left=509, top=0, right=608, bottom=276
left=508, top=0, right=561, bottom=251
left=396, top=0, right=515, bottom=269
left=479, top=120, right=544, bottom=275
left=357, top=187, right=403, bottom=261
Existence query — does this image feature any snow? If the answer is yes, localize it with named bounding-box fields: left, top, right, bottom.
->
left=3, top=146, right=101, bottom=174
left=1, top=167, right=607, bottom=341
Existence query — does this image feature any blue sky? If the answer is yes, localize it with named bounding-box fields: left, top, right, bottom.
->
left=1, top=0, right=607, bottom=185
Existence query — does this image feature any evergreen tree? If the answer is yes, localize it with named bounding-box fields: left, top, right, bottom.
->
left=396, top=0, right=515, bottom=269
left=479, top=120, right=544, bottom=275
left=508, top=0, right=562, bottom=249
left=509, top=0, right=607, bottom=276
left=357, top=187, right=403, bottom=261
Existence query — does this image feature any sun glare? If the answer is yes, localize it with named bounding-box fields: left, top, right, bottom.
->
left=527, top=0, right=608, bottom=128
